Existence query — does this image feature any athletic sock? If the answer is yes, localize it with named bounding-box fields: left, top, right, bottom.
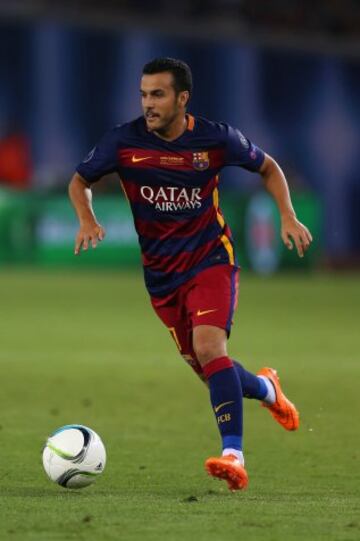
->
left=203, top=356, right=243, bottom=453
left=232, top=360, right=266, bottom=399
left=222, top=448, right=244, bottom=465
left=233, top=360, right=275, bottom=404
left=257, top=375, right=276, bottom=405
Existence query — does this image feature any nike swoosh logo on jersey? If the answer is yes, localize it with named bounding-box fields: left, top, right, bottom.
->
left=132, top=155, right=152, bottom=163
left=214, top=401, right=235, bottom=413
left=196, top=308, right=218, bottom=317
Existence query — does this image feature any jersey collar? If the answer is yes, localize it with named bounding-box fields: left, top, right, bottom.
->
left=186, top=114, right=195, bottom=131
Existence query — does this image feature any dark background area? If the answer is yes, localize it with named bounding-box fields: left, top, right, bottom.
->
left=0, top=0, right=359, bottom=265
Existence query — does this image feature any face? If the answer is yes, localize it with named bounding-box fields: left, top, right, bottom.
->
left=140, top=72, right=188, bottom=133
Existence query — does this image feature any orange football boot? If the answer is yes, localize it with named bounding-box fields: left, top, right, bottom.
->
left=205, top=454, right=248, bottom=491
left=257, top=367, right=299, bottom=431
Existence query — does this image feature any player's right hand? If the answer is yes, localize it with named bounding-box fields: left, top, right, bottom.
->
left=74, top=222, right=106, bottom=255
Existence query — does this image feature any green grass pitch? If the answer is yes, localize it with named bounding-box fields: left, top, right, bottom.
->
left=0, top=268, right=359, bottom=541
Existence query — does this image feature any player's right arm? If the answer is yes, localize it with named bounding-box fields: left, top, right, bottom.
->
left=69, top=127, right=119, bottom=255
left=69, top=173, right=105, bottom=255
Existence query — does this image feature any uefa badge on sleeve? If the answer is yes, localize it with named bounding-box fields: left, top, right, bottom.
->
left=193, top=151, right=210, bottom=171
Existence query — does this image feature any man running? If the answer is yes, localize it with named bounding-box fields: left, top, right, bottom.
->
left=69, top=57, right=312, bottom=491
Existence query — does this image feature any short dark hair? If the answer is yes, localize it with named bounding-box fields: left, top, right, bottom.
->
left=142, top=57, right=193, bottom=99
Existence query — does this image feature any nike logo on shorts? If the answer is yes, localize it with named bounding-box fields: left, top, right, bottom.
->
left=196, top=308, right=218, bottom=317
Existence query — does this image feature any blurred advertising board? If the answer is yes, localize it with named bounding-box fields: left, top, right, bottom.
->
left=0, top=187, right=35, bottom=263
left=224, top=191, right=321, bottom=273
left=35, top=196, right=139, bottom=266
left=0, top=187, right=320, bottom=271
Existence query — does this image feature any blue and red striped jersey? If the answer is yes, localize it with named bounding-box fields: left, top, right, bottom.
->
left=76, top=115, right=265, bottom=297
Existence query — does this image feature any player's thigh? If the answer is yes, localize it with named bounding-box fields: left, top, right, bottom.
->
left=188, top=264, right=239, bottom=332
left=187, top=264, right=239, bottom=357
left=150, top=295, right=203, bottom=377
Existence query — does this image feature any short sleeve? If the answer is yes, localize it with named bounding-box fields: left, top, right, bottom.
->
left=223, top=124, right=265, bottom=172
left=76, top=128, right=119, bottom=183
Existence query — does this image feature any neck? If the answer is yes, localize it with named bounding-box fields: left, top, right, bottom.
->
left=154, top=114, right=188, bottom=142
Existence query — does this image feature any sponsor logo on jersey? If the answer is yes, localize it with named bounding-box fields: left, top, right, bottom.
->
left=193, top=151, right=210, bottom=171
left=160, top=156, right=184, bottom=166
left=140, top=186, right=202, bottom=212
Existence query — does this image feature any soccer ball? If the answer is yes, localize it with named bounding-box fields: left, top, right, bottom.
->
left=42, top=424, right=106, bottom=489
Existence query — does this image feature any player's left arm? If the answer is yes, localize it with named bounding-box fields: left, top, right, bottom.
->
left=259, top=153, right=313, bottom=258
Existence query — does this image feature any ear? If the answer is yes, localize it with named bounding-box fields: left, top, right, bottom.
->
left=179, top=91, right=190, bottom=108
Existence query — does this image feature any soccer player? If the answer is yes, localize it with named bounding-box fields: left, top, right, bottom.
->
left=69, top=57, right=312, bottom=491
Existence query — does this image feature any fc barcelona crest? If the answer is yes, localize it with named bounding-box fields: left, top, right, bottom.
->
left=193, top=151, right=210, bottom=171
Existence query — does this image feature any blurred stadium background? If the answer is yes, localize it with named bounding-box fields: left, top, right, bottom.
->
left=0, top=0, right=359, bottom=271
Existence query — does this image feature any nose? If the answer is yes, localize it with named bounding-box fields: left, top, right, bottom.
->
left=142, top=95, right=155, bottom=109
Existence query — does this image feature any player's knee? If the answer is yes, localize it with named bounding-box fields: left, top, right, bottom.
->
left=193, top=326, right=227, bottom=366
left=193, top=339, right=226, bottom=366
left=193, top=341, right=212, bottom=365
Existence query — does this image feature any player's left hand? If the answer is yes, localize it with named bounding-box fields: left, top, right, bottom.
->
left=281, top=215, right=313, bottom=258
